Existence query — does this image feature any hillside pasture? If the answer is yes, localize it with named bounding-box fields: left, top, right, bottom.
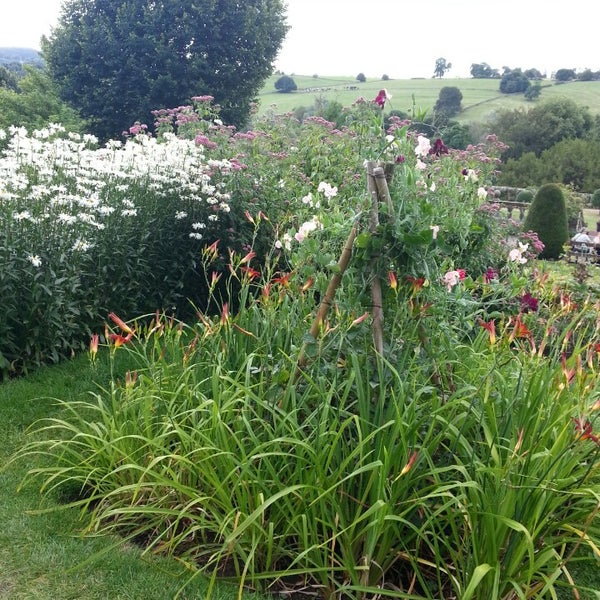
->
left=258, top=75, right=600, bottom=123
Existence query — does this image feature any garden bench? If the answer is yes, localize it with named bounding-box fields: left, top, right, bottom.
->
left=566, top=242, right=600, bottom=264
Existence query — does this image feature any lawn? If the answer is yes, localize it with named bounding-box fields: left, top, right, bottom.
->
left=0, top=353, right=264, bottom=600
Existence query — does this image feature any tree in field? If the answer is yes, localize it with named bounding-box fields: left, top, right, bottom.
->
left=433, top=58, right=452, bottom=78
left=356, top=72, right=366, bottom=82
left=434, top=86, right=463, bottom=118
left=274, top=75, right=297, bottom=93
left=555, top=68, right=576, bottom=82
left=499, top=68, right=530, bottom=94
left=42, top=0, right=289, bottom=140
left=470, top=62, right=499, bottom=79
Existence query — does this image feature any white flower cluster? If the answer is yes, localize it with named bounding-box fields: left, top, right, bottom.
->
left=0, top=125, right=239, bottom=265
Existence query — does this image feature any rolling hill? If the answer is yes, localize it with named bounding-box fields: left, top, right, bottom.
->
left=257, top=74, right=600, bottom=123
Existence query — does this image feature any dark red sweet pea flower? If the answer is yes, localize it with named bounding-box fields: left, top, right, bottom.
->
left=520, top=292, right=539, bottom=313
left=429, top=138, right=449, bottom=156
left=374, top=89, right=391, bottom=108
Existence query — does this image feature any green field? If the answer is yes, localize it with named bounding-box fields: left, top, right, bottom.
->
left=257, top=75, right=600, bottom=123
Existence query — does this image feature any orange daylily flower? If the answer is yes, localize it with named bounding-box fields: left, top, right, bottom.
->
left=89, top=333, right=99, bottom=360
left=108, top=312, right=134, bottom=335
left=398, top=451, right=418, bottom=478
left=573, top=416, right=600, bottom=445
left=388, top=271, right=397, bottom=291
left=479, top=319, right=496, bottom=345
left=109, top=332, right=133, bottom=347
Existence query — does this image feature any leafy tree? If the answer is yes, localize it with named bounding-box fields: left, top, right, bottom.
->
left=42, top=0, right=289, bottom=140
left=439, top=121, right=473, bottom=150
left=523, top=183, right=568, bottom=259
left=0, top=65, right=19, bottom=91
left=470, top=63, right=499, bottom=78
left=499, top=152, right=547, bottom=188
left=499, top=140, right=600, bottom=193
left=524, top=81, right=542, bottom=101
left=274, top=75, right=297, bottom=93
left=433, top=57, right=451, bottom=78
left=577, top=69, right=595, bottom=81
left=499, top=68, right=530, bottom=94
left=555, top=68, right=576, bottom=82
left=434, top=86, right=462, bottom=118
left=356, top=72, right=366, bottom=82
left=0, top=65, right=85, bottom=133
left=381, top=74, right=389, bottom=81
left=489, top=98, right=593, bottom=160
left=524, top=68, right=543, bottom=80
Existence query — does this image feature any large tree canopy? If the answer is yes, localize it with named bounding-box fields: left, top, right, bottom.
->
left=42, top=0, right=289, bottom=140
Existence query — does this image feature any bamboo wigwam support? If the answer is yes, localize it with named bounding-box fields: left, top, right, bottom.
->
left=297, top=161, right=395, bottom=370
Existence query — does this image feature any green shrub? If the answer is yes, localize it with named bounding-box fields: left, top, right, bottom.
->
left=592, top=188, right=600, bottom=212
left=274, top=75, right=297, bottom=93
left=523, top=183, right=569, bottom=259
left=516, top=189, right=534, bottom=203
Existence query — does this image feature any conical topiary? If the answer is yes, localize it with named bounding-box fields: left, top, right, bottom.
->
left=522, top=183, right=569, bottom=260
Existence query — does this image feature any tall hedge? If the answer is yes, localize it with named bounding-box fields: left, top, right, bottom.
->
left=523, top=183, right=569, bottom=259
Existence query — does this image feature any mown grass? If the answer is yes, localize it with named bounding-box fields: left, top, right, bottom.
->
left=0, top=352, right=265, bottom=600
left=257, top=75, right=600, bottom=123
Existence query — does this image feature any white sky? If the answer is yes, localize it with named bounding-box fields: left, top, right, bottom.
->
left=0, top=0, right=597, bottom=79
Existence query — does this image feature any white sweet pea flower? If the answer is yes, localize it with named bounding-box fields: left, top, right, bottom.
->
left=414, top=135, right=431, bottom=157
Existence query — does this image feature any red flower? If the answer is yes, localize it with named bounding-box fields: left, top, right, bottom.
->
left=573, top=416, right=600, bottom=445
left=479, top=319, right=496, bottom=345
left=429, top=138, right=449, bottom=156
left=520, top=292, right=539, bottom=313
left=109, top=332, right=133, bottom=348
left=388, top=271, right=397, bottom=291
left=108, top=312, right=134, bottom=334
left=374, top=89, right=391, bottom=108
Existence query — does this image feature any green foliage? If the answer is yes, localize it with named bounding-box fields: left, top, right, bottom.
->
left=274, top=75, right=297, bottom=93
left=524, top=81, right=542, bottom=101
left=499, top=139, right=600, bottom=193
left=15, top=257, right=600, bottom=599
left=43, top=0, right=289, bottom=140
left=523, top=183, right=569, bottom=259
left=555, top=68, right=577, bottom=82
left=381, top=73, right=389, bottom=81
left=434, top=85, right=463, bottom=117
left=356, top=72, right=366, bottom=82
left=516, top=189, right=534, bottom=203
left=499, top=68, right=531, bottom=94
left=0, top=65, right=19, bottom=91
left=470, top=62, right=500, bottom=78
left=0, top=66, right=85, bottom=133
left=592, top=189, right=600, bottom=210
left=489, top=97, right=594, bottom=160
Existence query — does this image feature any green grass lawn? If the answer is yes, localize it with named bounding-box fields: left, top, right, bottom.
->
left=0, top=354, right=263, bottom=600
left=257, top=75, right=600, bottom=124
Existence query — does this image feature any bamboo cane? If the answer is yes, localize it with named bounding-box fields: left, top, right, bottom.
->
left=366, top=162, right=385, bottom=356
left=296, top=221, right=359, bottom=369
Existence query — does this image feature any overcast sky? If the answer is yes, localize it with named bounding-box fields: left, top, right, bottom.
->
left=1, top=0, right=596, bottom=79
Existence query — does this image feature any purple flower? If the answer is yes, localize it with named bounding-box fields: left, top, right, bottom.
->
left=520, top=292, right=539, bottom=313
left=429, top=138, right=449, bottom=156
